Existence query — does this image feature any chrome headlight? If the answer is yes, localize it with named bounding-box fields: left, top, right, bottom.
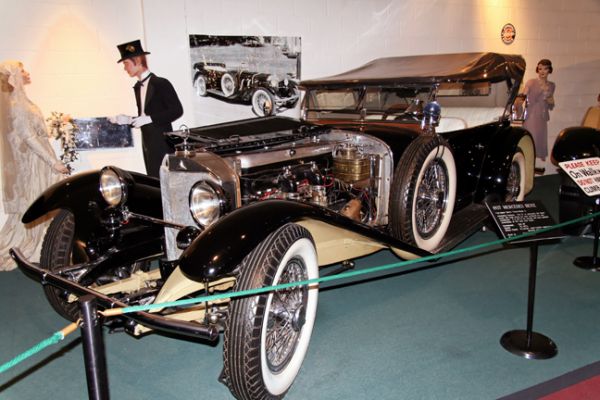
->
left=99, top=167, right=127, bottom=207
left=268, top=74, right=279, bottom=87
left=189, top=181, right=225, bottom=227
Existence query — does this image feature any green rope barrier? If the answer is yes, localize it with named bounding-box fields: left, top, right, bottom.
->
left=118, top=209, right=600, bottom=315
left=0, top=332, right=64, bottom=374
left=0, top=321, right=79, bottom=374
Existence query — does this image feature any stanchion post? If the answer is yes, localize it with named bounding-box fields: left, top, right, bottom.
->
left=80, top=295, right=110, bottom=400
left=574, top=197, right=600, bottom=271
left=500, top=243, right=557, bottom=360
left=525, top=243, right=538, bottom=348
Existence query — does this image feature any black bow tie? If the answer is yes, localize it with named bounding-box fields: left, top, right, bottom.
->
left=134, top=74, right=151, bottom=89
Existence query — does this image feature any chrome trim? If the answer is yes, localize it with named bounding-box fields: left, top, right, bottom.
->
left=231, top=142, right=336, bottom=169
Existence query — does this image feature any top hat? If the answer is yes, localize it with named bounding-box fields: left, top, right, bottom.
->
left=116, top=40, right=151, bottom=63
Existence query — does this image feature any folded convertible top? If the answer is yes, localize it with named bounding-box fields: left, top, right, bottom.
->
left=300, top=52, right=525, bottom=87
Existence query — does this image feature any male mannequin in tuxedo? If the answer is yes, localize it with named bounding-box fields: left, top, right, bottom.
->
left=113, top=40, right=183, bottom=177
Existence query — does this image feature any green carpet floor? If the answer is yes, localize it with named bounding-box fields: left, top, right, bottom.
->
left=1, top=175, right=599, bottom=399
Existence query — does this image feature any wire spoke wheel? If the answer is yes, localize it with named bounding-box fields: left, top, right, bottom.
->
left=252, top=88, right=275, bottom=116
left=222, top=223, right=318, bottom=399
left=415, top=160, right=449, bottom=238
left=390, top=135, right=457, bottom=251
left=221, top=73, right=236, bottom=97
left=264, top=258, right=307, bottom=372
left=505, top=150, right=525, bottom=202
left=194, top=75, right=207, bottom=96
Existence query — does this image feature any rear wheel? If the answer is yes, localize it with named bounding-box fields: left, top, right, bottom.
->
left=194, top=75, right=208, bottom=96
left=505, top=149, right=526, bottom=202
left=390, top=136, right=457, bottom=251
left=222, top=223, right=319, bottom=399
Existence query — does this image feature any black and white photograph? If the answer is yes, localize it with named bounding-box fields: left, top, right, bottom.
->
left=189, top=35, right=301, bottom=125
left=73, top=117, right=134, bottom=150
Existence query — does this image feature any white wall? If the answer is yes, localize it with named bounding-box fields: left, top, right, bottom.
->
left=0, top=0, right=147, bottom=173
left=0, top=0, right=599, bottom=208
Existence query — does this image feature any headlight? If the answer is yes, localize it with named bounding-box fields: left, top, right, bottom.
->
left=268, top=74, right=279, bottom=87
left=99, top=167, right=127, bottom=207
left=189, top=181, right=225, bottom=227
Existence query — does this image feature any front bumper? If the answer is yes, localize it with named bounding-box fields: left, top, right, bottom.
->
left=10, top=248, right=219, bottom=341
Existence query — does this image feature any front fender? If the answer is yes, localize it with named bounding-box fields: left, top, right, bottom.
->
left=179, top=200, right=431, bottom=281
left=23, top=170, right=103, bottom=223
left=23, top=169, right=161, bottom=223
left=551, top=126, right=600, bottom=164
left=22, top=168, right=163, bottom=256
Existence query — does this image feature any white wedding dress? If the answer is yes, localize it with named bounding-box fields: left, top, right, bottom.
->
left=0, top=60, right=64, bottom=270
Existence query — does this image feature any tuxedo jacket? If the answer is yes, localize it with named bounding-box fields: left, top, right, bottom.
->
left=134, top=73, right=183, bottom=177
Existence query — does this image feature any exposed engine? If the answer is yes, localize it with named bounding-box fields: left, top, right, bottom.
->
left=240, top=142, right=380, bottom=223
left=161, top=129, right=393, bottom=260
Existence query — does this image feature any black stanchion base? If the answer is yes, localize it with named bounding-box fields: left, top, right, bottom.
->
left=573, top=256, right=600, bottom=271
left=500, top=330, right=557, bottom=360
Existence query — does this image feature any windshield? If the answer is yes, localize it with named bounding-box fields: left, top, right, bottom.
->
left=304, top=86, right=432, bottom=121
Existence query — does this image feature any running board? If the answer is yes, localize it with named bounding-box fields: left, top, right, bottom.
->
left=432, top=204, right=490, bottom=254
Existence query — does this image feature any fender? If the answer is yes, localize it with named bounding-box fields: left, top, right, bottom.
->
left=23, top=169, right=161, bottom=223
left=179, top=200, right=431, bottom=281
left=23, top=170, right=103, bottom=224
left=551, top=126, right=600, bottom=163
left=476, top=125, right=535, bottom=201
left=193, top=71, right=205, bottom=83
left=22, top=168, right=163, bottom=260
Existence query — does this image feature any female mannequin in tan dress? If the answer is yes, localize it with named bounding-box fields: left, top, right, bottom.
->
left=0, top=60, right=69, bottom=270
left=523, top=59, right=556, bottom=162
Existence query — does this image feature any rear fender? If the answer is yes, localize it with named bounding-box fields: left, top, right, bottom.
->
left=551, top=126, right=600, bottom=164
left=179, top=200, right=430, bottom=281
left=476, top=127, right=534, bottom=201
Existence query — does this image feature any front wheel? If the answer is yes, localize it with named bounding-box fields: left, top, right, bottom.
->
left=390, top=136, right=457, bottom=252
left=252, top=88, right=276, bottom=117
left=40, top=209, right=89, bottom=321
left=222, top=223, right=319, bottom=399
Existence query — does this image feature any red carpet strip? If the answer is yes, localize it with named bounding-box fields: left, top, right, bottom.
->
left=498, top=361, right=600, bottom=400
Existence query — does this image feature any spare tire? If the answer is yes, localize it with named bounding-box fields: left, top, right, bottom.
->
left=389, top=135, right=457, bottom=251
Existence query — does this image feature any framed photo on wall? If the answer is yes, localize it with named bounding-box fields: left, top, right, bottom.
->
left=189, top=35, right=301, bottom=125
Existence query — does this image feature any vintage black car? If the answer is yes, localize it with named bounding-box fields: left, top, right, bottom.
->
left=192, top=61, right=299, bottom=117
left=13, top=52, right=534, bottom=400
left=551, top=105, right=600, bottom=235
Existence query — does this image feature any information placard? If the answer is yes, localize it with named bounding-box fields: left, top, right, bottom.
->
left=558, top=157, right=600, bottom=197
left=486, top=201, right=563, bottom=243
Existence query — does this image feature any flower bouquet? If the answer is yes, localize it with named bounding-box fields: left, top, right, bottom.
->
left=46, top=111, right=79, bottom=173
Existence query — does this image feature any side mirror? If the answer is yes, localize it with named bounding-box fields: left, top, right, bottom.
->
left=511, top=94, right=527, bottom=122
left=421, top=101, right=441, bottom=133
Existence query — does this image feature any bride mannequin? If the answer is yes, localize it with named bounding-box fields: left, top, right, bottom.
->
left=0, top=60, right=69, bottom=271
